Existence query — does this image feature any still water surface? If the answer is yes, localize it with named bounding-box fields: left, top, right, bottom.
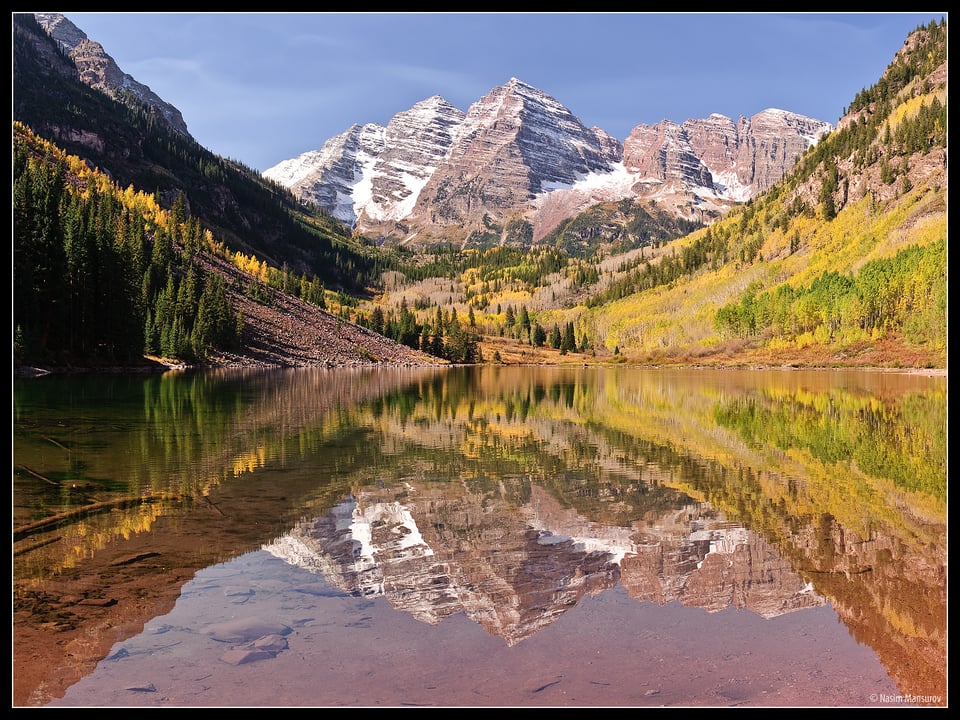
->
left=12, top=366, right=947, bottom=707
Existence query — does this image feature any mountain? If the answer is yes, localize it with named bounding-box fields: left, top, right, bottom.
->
left=265, top=95, right=467, bottom=226
left=33, top=12, right=191, bottom=138
left=14, top=12, right=377, bottom=293
left=264, top=78, right=831, bottom=246
left=400, top=78, right=624, bottom=241
left=623, top=109, right=832, bottom=199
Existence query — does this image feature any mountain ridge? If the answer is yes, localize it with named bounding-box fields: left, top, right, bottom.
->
left=264, top=78, right=831, bottom=246
left=16, top=12, right=382, bottom=294
left=26, top=12, right=832, bottom=252
left=33, top=12, right=192, bottom=138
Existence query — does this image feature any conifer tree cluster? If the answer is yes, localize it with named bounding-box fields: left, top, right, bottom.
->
left=358, top=299, right=481, bottom=364
left=14, top=124, right=241, bottom=366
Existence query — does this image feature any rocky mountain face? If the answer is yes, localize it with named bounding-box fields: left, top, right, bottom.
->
left=624, top=110, right=833, bottom=201
left=265, top=78, right=831, bottom=246
left=400, top=78, right=623, bottom=238
left=693, top=110, right=832, bottom=195
left=266, top=96, right=466, bottom=227
left=33, top=12, right=192, bottom=138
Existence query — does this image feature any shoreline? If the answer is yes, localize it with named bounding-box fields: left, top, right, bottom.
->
left=14, top=360, right=947, bottom=378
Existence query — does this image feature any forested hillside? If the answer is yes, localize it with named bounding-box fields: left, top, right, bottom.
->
left=578, top=18, right=946, bottom=367
left=12, top=13, right=384, bottom=295
left=12, top=123, right=437, bottom=369
left=14, top=124, right=234, bottom=366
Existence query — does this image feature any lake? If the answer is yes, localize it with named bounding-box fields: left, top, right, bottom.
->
left=12, top=365, right=947, bottom=707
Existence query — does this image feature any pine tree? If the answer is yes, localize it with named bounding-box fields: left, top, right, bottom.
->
left=560, top=322, right=576, bottom=354
left=549, top=324, right=562, bottom=349
left=370, top=306, right=385, bottom=335
left=820, top=157, right=839, bottom=220
left=532, top=323, right=547, bottom=347
left=519, top=306, right=531, bottom=340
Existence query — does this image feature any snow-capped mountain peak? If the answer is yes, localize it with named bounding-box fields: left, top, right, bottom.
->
left=264, top=78, right=831, bottom=245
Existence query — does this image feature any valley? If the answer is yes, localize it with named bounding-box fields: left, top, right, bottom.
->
left=12, top=14, right=947, bottom=374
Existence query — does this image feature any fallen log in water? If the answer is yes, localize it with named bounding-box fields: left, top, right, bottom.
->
left=12, top=493, right=182, bottom=545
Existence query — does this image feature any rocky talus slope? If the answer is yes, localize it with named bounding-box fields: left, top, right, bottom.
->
left=196, top=250, right=441, bottom=368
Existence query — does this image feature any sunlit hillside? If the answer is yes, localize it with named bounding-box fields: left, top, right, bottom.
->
left=576, top=19, right=946, bottom=367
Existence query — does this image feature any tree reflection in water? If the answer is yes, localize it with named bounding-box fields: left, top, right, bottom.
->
left=14, top=366, right=946, bottom=707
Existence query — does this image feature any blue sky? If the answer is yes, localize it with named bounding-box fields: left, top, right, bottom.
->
left=64, top=12, right=945, bottom=173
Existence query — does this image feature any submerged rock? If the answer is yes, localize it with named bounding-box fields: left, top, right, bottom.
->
left=200, top=617, right=291, bottom=643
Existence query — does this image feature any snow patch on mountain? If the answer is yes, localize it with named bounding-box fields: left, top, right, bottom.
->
left=262, top=150, right=328, bottom=187
left=534, top=162, right=638, bottom=207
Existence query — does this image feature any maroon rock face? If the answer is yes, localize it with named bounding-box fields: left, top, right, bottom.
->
left=622, top=120, right=714, bottom=188
left=265, top=80, right=830, bottom=247
left=34, top=12, right=192, bottom=138
left=625, top=110, right=832, bottom=199
left=392, top=78, right=625, bottom=239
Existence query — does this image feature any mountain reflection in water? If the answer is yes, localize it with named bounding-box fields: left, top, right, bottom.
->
left=13, top=366, right=946, bottom=707
left=264, top=485, right=823, bottom=649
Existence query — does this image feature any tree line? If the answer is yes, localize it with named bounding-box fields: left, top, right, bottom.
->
left=356, top=299, right=482, bottom=364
